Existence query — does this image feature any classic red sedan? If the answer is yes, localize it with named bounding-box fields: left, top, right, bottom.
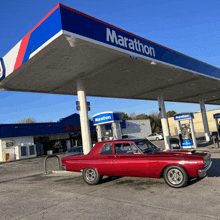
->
left=61, top=139, right=212, bottom=188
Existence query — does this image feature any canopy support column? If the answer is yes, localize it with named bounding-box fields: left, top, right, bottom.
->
left=158, top=96, right=170, bottom=150
left=77, top=79, right=92, bottom=154
left=176, top=121, right=183, bottom=149
left=189, top=118, right=198, bottom=149
left=112, top=122, right=122, bottom=140
left=96, top=125, right=105, bottom=142
left=199, top=100, right=211, bottom=142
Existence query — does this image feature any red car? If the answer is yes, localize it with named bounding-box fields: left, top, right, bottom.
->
left=61, top=139, right=212, bottom=188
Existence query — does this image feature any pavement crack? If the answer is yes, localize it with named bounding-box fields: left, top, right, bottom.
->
left=14, top=203, right=60, bottom=220
left=76, top=192, right=220, bottom=219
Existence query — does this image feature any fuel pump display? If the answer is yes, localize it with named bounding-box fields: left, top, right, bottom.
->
left=174, top=113, right=197, bottom=149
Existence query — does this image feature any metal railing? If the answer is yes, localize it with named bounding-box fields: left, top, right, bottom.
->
left=44, top=155, right=60, bottom=174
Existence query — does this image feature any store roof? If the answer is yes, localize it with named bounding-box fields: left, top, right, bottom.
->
left=0, top=114, right=94, bottom=138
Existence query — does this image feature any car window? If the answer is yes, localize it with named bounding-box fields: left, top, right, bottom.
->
left=100, top=144, right=113, bottom=155
left=115, top=143, right=135, bottom=154
left=131, top=143, right=141, bottom=154
left=135, top=140, right=160, bottom=154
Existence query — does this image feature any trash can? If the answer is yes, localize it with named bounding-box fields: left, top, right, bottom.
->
left=170, top=138, right=180, bottom=149
left=211, top=132, right=219, bottom=148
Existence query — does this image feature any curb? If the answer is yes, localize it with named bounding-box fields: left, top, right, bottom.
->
left=51, top=170, right=81, bottom=175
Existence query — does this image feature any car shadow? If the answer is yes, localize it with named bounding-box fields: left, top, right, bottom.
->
left=187, top=158, right=220, bottom=186
left=187, top=177, right=203, bottom=186
left=100, top=176, right=122, bottom=184
left=206, top=158, right=220, bottom=177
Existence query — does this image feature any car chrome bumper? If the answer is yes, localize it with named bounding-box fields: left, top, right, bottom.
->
left=61, top=165, right=66, bottom=171
left=198, top=161, right=212, bottom=178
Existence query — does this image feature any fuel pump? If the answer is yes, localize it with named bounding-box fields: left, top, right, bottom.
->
left=174, top=112, right=197, bottom=149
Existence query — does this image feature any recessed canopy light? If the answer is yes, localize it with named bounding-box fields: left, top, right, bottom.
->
left=213, top=96, right=216, bottom=97
left=62, top=56, right=72, bottom=60
left=123, top=69, right=131, bottom=72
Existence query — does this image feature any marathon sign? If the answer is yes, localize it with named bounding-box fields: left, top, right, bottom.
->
left=93, top=112, right=122, bottom=125
left=0, top=58, right=5, bottom=80
left=106, top=28, right=155, bottom=58
left=174, top=113, right=194, bottom=121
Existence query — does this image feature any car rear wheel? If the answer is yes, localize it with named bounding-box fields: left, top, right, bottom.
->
left=163, top=166, right=188, bottom=188
left=82, top=168, right=102, bottom=185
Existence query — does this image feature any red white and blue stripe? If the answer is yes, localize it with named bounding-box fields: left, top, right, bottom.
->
left=1, top=3, right=220, bottom=81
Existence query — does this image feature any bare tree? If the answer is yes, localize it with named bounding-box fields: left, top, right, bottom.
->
left=128, top=112, right=137, bottom=120
left=17, top=117, right=37, bottom=124
left=150, top=110, right=160, bottom=119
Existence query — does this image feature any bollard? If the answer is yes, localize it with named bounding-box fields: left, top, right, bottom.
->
left=44, top=155, right=60, bottom=174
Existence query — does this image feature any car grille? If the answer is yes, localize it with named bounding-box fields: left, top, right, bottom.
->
left=204, top=153, right=211, bottom=169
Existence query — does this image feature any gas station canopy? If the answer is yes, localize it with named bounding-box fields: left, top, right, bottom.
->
left=1, top=3, right=220, bottom=104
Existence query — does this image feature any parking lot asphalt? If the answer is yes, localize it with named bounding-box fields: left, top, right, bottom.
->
left=1, top=139, right=220, bottom=220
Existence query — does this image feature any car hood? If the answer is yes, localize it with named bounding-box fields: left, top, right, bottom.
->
left=154, top=149, right=208, bottom=157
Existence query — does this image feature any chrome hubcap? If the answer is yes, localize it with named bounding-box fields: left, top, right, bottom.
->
left=167, top=169, right=183, bottom=185
left=86, top=169, right=96, bottom=182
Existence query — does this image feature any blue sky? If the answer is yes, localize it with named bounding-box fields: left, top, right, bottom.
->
left=0, top=0, right=220, bottom=123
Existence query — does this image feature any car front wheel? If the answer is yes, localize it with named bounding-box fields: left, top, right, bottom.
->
left=82, top=168, right=102, bottom=185
left=163, top=166, right=188, bottom=188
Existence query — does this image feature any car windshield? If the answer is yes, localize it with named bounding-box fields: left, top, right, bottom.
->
left=134, top=140, right=160, bottom=154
